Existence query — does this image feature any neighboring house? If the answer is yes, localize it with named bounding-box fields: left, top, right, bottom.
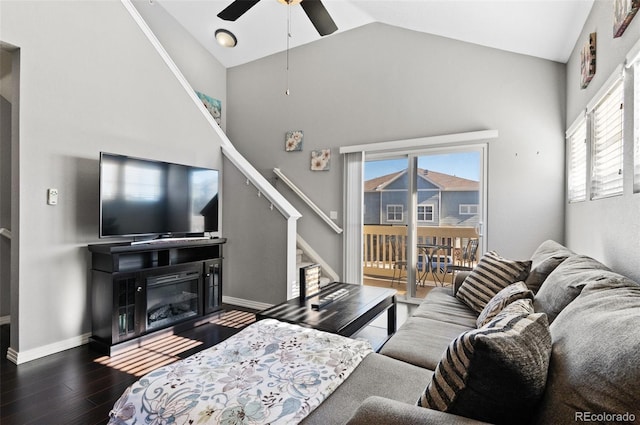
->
left=364, top=168, right=479, bottom=227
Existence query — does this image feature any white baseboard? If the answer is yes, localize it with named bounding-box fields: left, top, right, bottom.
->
left=6, top=332, right=92, bottom=365
left=0, top=315, right=10, bottom=325
left=222, top=296, right=272, bottom=311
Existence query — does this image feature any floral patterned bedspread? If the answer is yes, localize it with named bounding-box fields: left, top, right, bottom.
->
left=108, top=319, right=373, bottom=425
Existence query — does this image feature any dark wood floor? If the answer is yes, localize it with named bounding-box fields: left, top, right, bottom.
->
left=0, top=307, right=257, bottom=425
left=0, top=302, right=413, bottom=425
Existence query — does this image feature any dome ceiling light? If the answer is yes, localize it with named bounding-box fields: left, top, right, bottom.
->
left=215, top=29, right=237, bottom=48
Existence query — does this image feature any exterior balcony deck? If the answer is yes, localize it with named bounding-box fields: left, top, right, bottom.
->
left=362, top=225, right=478, bottom=298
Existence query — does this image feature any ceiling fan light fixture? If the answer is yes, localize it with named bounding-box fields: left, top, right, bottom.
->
left=215, top=29, right=237, bottom=48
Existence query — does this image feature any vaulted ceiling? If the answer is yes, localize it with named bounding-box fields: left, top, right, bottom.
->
left=157, top=0, right=595, bottom=68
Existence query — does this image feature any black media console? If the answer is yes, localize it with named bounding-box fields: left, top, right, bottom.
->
left=88, top=238, right=226, bottom=355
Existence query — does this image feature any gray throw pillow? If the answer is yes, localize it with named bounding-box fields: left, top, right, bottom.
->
left=533, top=254, right=611, bottom=323
left=533, top=277, right=640, bottom=425
left=456, top=251, right=532, bottom=314
left=476, top=281, right=534, bottom=327
left=525, top=240, right=573, bottom=294
left=418, top=306, right=551, bottom=424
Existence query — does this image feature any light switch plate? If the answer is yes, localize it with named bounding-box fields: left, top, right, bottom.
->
left=330, top=210, right=338, bottom=220
left=47, top=188, right=58, bottom=205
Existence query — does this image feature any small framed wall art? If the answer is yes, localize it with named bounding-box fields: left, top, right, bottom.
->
left=195, top=91, right=222, bottom=125
left=614, top=0, right=640, bottom=38
left=580, top=33, right=596, bottom=89
left=311, top=149, right=331, bottom=171
left=285, top=130, right=303, bottom=152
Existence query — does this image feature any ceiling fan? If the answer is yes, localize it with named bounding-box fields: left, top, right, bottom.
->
left=217, top=0, right=338, bottom=37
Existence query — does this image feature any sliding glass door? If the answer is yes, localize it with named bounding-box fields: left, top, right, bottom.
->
left=362, top=146, right=485, bottom=301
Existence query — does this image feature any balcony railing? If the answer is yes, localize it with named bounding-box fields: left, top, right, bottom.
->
left=363, top=225, right=479, bottom=284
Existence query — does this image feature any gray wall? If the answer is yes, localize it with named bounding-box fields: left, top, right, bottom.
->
left=222, top=156, right=289, bottom=305
left=565, top=0, right=640, bottom=283
left=132, top=0, right=227, bottom=131
left=227, top=23, right=567, bottom=271
left=1, top=0, right=226, bottom=357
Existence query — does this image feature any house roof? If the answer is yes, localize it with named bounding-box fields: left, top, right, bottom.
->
left=364, top=168, right=479, bottom=192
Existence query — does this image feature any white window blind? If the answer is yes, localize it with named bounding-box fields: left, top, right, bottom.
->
left=590, top=77, right=624, bottom=199
left=567, top=117, right=587, bottom=202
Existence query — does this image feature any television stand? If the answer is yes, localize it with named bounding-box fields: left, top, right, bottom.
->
left=88, top=238, right=226, bottom=355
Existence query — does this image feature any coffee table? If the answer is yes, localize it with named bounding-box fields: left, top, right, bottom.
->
left=256, top=282, right=397, bottom=338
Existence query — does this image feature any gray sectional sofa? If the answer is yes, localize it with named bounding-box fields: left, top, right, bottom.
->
left=301, top=240, right=640, bottom=425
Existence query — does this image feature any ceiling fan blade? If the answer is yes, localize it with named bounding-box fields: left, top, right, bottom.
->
left=218, top=0, right=261, bottom=21
left=300, top=0, right=338, bottom=36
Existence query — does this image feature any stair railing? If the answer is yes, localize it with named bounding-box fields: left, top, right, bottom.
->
left=273, top=168, right=343, bottom=234
left=123, top=0, right=302, bottom=300
left=297, top=234, right=340, bottom=282
left=0, top=228, right=11, bottom=240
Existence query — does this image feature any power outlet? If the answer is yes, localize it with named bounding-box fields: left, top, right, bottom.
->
left=47, top=188, right=59, bottom=205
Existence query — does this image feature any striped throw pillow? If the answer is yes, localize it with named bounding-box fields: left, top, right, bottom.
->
left=418, top=308, right=551, bottom=424
left=476, top=281, right=534, bottom=327
left=455, top=251, right=532, bottom=313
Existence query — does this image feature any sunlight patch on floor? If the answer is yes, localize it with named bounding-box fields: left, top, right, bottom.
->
left=94, top=334, right=203, bottom=377
left=208, top=310, right=256, bottom=329
left=94, top=311, right=255, bottom=376
left=364, top=275, right=438, bottom=299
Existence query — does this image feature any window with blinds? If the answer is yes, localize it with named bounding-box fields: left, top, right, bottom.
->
left=590, top=77, right=624, bottom=200
left=567, top=118, right=587, bottom=203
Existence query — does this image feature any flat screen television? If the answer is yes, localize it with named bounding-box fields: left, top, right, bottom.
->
left=99, top=152, right=219, bottom=239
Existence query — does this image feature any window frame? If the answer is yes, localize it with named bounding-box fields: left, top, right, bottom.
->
left=587, top=69, right=625, bottom=200
left=386, top=204, right=404, bottom=222
left=459, top=204, right=479, bottom=215
left=417, top=204, right=435, bottom=222
left=566, top=115, right=588, bottom=203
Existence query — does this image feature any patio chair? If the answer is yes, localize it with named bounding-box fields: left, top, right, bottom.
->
left=457, top=238, right=479, bottom=268
left=389, top=236, right=407, bottom=287
left=445, top=238, right=479, bottom=283
left=390, top=237, right=426, bottom=287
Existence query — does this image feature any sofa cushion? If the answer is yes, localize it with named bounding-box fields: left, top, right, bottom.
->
left=525, top=240, right=574, bottom=294
left=476, top=281, right=534, bottom=327
left=301, top=353, right=433, bottom=425
left=346, top=396, right=492, bottom=425
left=412, top=287, right=478, bottom=328
left=418, top=307, right=551, bottom=424
left=533, top=254, right=610, bottom=323
left=379, top=316, right=475, bottom=370
left=533, top=277, right=640, bottom=425
left=456, top=251, right=532, bottom=314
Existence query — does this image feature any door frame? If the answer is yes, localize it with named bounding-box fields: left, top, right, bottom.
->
left=341, top=130, right=495, bottom=302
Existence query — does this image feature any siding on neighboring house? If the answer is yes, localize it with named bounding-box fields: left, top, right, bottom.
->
left=365, top=168, right=479, bottom=227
